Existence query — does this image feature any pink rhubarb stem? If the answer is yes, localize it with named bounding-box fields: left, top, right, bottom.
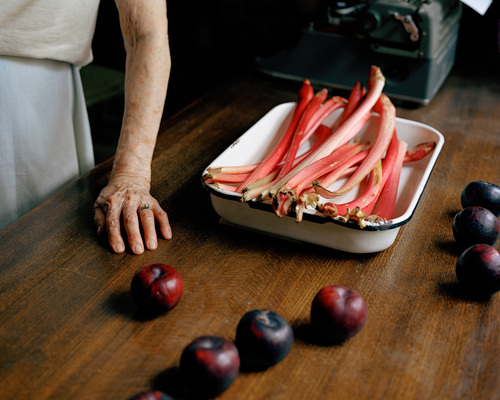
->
left=295, top=134, right=431, bottom=222
left=241, top=123, right=334, bottom=202
left=295, top=136, right=400, bottom=222
left=286, top=141, right=369, bottom=197
left=268, top=65, right=386, bottom=198
left=338, top=81, right=367, bottom=126
left=357, top=131, right=400, bottom=217
left=209, top=124, right=333, bottom=180
left=277, top=89, right=340, bottom=180
left=319, top=161, right=381, bottom=224
left=301, top=96, right=347, bottom=143
left=317, top=129, right=399, bottom=215
left=404, top=141, right=436, bottom=163
left=313, top=138, right=433, bottom=193
left=300, top=123, right=332, bottom=148
left=239, top=170, right=279, bottom=192
left=317, top=93, right=395, bottom=198
left=294, top=152, right=367, bottom=222
left=242, top=180, right=275, bottom=202
left=271, top=141, right=369, bottom=217
left=372, top=140, right=408, bottom=220
left=314, top=150, right=368, bottom=191
left=207, top=164, right=258, bottom=175
left=209, top=182, right=239, bottom=192
left=236, top=79, right=314, bottom=192
left=203, top=171, right=249, bottom=184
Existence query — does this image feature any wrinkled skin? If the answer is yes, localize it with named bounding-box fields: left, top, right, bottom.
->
left=94, top=174, right=171, bottom=254
left=93, top=0, right=172, bottom=254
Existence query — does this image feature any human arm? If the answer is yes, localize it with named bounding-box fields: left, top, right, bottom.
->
left=93, top=0, right=171, bottom=254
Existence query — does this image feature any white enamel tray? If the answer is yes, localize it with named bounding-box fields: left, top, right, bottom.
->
left=202, top=102, right=444, bottom=253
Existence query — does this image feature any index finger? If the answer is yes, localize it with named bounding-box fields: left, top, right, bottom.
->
left=93, top=203, right=106, bottom=235
left=105, top=206, right=126, bottom=254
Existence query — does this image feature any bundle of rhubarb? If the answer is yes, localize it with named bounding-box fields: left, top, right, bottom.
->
left=203, top=66, right=435, bottom=228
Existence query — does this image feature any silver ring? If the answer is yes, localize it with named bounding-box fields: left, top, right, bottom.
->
left=139, top=203, right=151, bottom=211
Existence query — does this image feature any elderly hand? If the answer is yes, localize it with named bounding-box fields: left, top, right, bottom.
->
left=95, top=0, right=171, bottom=254
left=94, top=173, right=172, bottom=254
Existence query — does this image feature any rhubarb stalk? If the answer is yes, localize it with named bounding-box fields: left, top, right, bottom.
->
left=371, top=140, right=408, bottom=220
left=278, top=94, right=346, bottom=180
left=241, top=123, right=335, bottom=202
left=272, top=141, right=369, bottom=217
left=404, top=141, right=436, bottom=163
left=338, top=81, right=366, bottom=126
left=294, top=150, right=369, bottom=222
left=316, top=129, right=400, bottom=224
left=313, top=93, right=395, bottom=199
left=275, top=89, right=329, bottom=180
left=322, top=160, right=383, bottom=228
left=235, top=79, right=315, bottom=192
left=267, top=65, right=386, bottom=199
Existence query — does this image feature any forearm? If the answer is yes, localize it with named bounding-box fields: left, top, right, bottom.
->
left=94, top=0, right=172, bottom=254
left=112, top=0, right=171, bottom=183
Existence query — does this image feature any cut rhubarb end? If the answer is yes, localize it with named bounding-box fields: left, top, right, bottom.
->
left=365, top=215, right=385, bottom=223
left=272, top=188, right=297, bottom=218
left=320, top=159, right=383, bottom=221
left=206, top=167, right=222, bottom=174
left=295, top=193, right=320, bottom=222
left=404, top=141, right=436, bottom=163
left=336, top=207, right=368, bottom=229
left=319, top=203, right=339, bottom=218
left=314, top=127, right=398, bottom=226
left=241, top=180, right=275, bottom=202
left=327, top=93, right=396, bottom=198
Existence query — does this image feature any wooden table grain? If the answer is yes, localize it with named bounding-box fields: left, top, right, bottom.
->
left=1, top=63, right=500, bottom=400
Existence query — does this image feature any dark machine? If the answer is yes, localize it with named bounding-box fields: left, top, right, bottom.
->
left=256, top=0, right=462, bottom=105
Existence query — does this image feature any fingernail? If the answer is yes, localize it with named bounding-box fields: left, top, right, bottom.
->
left=115, top=243, right=124, bottom=253
left=148, top=240, right=157, bottom=250
left=134, top=244, right=144, bottom=254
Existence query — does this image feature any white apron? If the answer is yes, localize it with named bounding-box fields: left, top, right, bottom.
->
left=0, top=56, right=95, bottom=229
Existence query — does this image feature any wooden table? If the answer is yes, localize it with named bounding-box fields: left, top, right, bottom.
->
left=1, top=61, right=500, bottom=400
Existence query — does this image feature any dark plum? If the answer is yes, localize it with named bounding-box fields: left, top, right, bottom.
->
left=179, top=335, right=240, bottom=398
left=311, top=285, right=367, bottom=343
left=235, top=309, right=293, bottom=370
left=456, top=244, right=500, bottom=295
left=127, top=391, right=173, bottom=400
left=130, top=263, right=183, bottom=314
left=452, top=207, right=500, bottom=248
left=461, top=181, right=500, bottom=217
